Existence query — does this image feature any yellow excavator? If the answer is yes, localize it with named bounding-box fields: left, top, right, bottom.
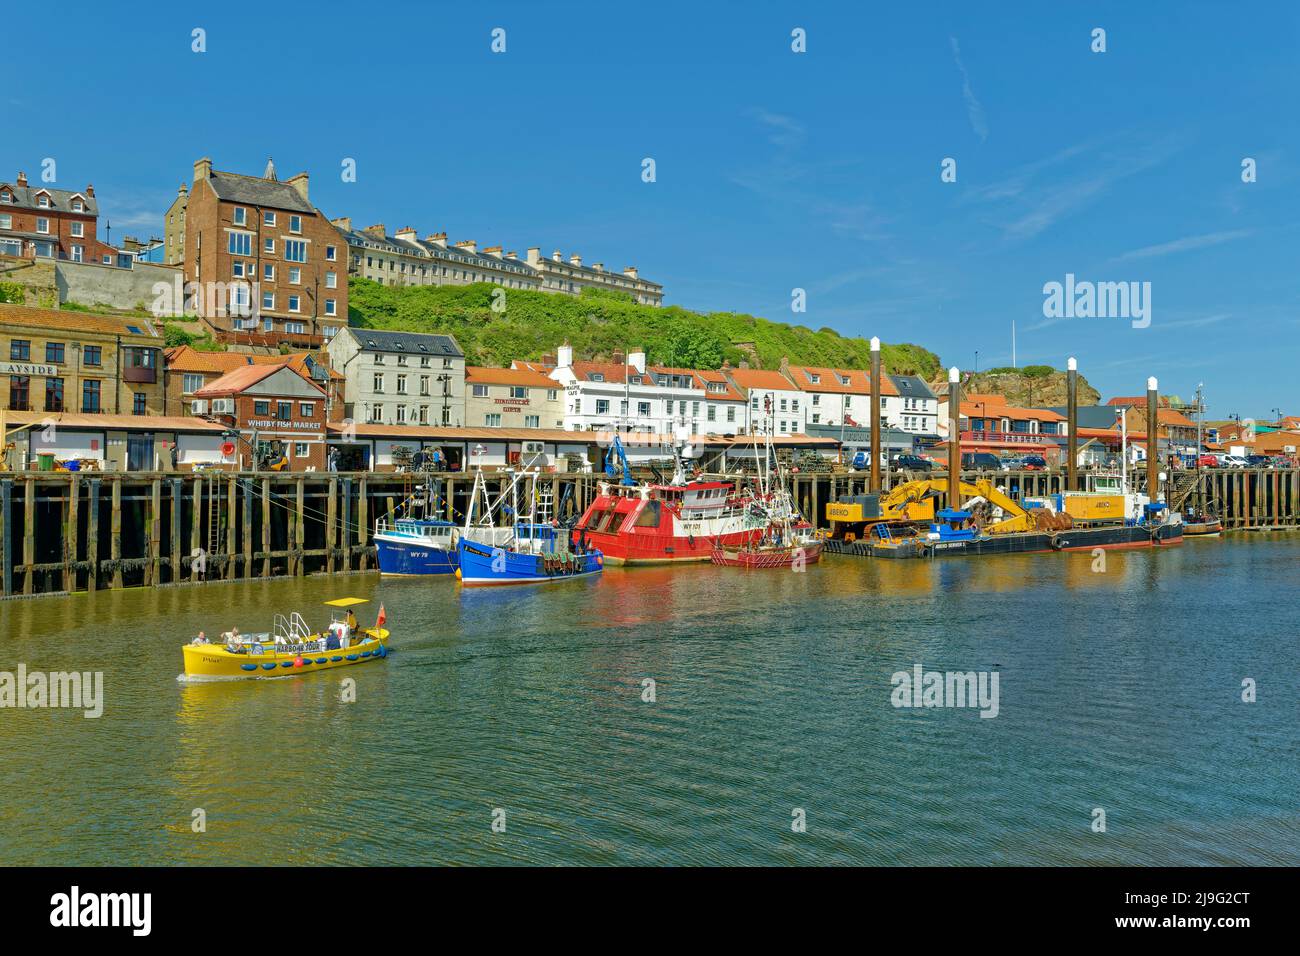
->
left=825, top=478, right=1054, bottom=542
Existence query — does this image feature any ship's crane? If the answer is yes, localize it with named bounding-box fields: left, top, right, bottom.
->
left=604, top=435, right=636, bottom=487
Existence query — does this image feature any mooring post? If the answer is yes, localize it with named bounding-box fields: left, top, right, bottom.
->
left=870, top=336, right=882, bottom=492
left=241, top=478, right=253, bottom=580
left=22, top=477, right=35, bottom=595
left=261, top=477, right=271, bottom=577
left=357, top=476, right=369, bottom=571
left=1066, top=357, right=1079, bottom=491
left=86, top=478, right=99, bottom=591
left=947, top=367, right=962, bottom=510
left=66, top=475, right=80, bottom=592
left=1146, top=377, right=1160, bottom=507
left=190, top=478, right=202, bottom=582
left=343, top=477, right=354, bottom=570
left=110, top=479, right=123, bottom=589
left=148, top=478, right=162, bottom=586
left=225, top=477, right=237, bottom=579
left=294, top=477, right=305, bottom=575
left=326, top=477, right=338, bottom=574
left=1, top=478, right=11, bottom=597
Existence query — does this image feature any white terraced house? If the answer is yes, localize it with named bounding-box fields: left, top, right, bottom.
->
left=519, top=345, right=744, bottom=435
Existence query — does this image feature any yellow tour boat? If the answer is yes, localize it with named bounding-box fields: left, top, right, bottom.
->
left=181, top=598, right=390, bottom=679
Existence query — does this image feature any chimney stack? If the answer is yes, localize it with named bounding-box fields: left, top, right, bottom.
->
left=629, top=349, right=647, bottom=374
left=623, top=266, right=638, bottom=280
left=505, top=251, right=519, bottom=260
left=16, top=171, right=28, bottom=187
left=612, top=349, right=625, bottom=365
left=483, top=245, right=503, bottom=258
left=286, top=171, right=309, bottom=201
left=591, top=262, right=604, bottom=272
left=363, top=223, right=387, bottom=239
left=395, top=226, right=418, bottom=242
left=455, top=240, right=477, bottom=253
left=86, top=184, right=95, bottom=198
left=331, top=216, right=352, bottom=232
left=552, top=250, right=563, bottom=262
left=194, top=157, right=212, bottom=182
left=569, top=253, right=582, bottom=267
left=425, top=232, right=448, bottom=246
left=556, top=343, right=573, bottom=369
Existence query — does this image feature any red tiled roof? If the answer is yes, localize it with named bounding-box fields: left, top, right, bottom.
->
left=787, top=366, right=898, bottom=395
left=466, top=366, right=559, bottom=388
left=727, top=368, right=796, bottom=391
left=194, top=363, right=325, bottom=397
left=690, top=369, right=744, bottom=402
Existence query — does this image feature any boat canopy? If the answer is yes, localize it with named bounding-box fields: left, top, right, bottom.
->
left=324, top=597, right=369, bottom=607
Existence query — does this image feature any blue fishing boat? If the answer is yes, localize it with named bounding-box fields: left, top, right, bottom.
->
left=374, top=517, right=460, bottom=575
left=373, top=476, right=512, bottom=577
left=456, top=468, right=603, bottom=586
left=458, top=524, right=603, bottom=586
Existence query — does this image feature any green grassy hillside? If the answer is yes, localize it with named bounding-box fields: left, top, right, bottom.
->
left=347, top=279, right=942, bottom=376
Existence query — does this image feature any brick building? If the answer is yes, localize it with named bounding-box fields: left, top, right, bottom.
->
left=0, top=171, right=120, bottom=264
left=183, top=157, right=347, bottom=346
left=0, top=303, right=164, bottom=416
left=193, top=363, right=328, bottom=470
left=163, top=344, right=343, bottom=419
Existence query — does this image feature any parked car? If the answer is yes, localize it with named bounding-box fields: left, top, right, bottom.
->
left=1244, top=455, right=1273, bottom=469
left=1221, top=455, right=1248, bottom=468
left=893, top=454, right=933, bottom=472
left=1006, top=455, right=1047, bottom=471
left=961, top=452, right=1002, bottom=470
left=849, top=451, right=886, bottom=471
left=1196, top=454, right=1219, bottom=468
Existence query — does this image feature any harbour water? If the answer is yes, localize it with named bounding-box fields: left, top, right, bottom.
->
left=1, top=536, right=1296, bottom=865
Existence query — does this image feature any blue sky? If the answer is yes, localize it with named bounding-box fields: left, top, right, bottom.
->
left=6, top=1, right=1297, bottom=416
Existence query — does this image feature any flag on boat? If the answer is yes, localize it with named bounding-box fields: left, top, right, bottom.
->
left=376, top=604, right=387, bottom=628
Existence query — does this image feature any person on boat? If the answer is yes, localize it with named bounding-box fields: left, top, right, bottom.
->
left=192, top=631, right=208, bottom=645
left=345, top=608, right=358, bottom=638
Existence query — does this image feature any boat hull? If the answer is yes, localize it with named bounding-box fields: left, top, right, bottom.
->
left=374, top=534, right=457, bottom=576
left=182, top=629, right=391, bottom=679
left=1183, top=520, right=1223, bottom=536
left=458, top=538, right=603, bottom=586
left=711, top=540, right=824, bottom=568
left=924, top=522, right=1184, bottom=557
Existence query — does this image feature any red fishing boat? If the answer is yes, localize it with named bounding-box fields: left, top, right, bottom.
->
left=575, top=480, right=775, bottom=564
left=572, top=434, right=793, bottom=565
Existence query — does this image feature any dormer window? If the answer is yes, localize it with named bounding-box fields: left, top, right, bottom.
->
left=37, top=194, right=50, bottom=208
left=0, top=191, right=11, bottom=203
left=590, top=373, right=605, bottom=382
left=71, top=199, right=84, bottom=212
left=838, top=375, right=850, bottom=385
left=806, top=372, right=820, bottom=384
